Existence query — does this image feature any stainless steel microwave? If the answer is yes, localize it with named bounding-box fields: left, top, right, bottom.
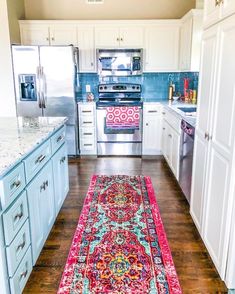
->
left=97, top=49, right=143, bottom=76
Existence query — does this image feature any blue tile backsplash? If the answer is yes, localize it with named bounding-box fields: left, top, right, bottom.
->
left=77, top=72, right=199, bottom=102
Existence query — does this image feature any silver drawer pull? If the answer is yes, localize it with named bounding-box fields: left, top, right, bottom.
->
left=83, top=132, right=92, bottom=135
left=82, top=110, right=92, bottom=113
left=162, top=127, right=166, bottom=130
left=168, top=134, right=172, bottom=138
left=83, top=121, right=92, bottom=124
left=14, top=211, right=23, bottom=222
left=20, top=269, right=28, bottom=280
left=35, top=154, right=46, bottom=164
left=162, top=112, right=166, bottom=115
left=60, top=156, right=66, bottom=164
left=84, top=144, right=92, bottom=146
left=17, top=239, right=26, bottom=252
left=148, top=110, right=158, bottom=113
left=56, top=135, right=64, bottom=143
left=11, top=180, right=21, bottom=190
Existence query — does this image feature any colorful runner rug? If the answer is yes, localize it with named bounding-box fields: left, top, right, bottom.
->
left=58, top=175, right=181, bottom=294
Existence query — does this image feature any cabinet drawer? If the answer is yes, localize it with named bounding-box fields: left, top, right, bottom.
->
left=144, top=103, right=162, bottom=115
left=80, top=116, right=94, bottom=127
left=163, top=107, right=181, bottom=133
left=0, top=163, right=25, bottom=210
left=51, top=126, right=66, bottom=155
left=6, top=220, right=31, bottom=277
left=3, top=191, right=28, bottom=246
left=9, top=247, right=32, bottom=294
left=79, top=104, right=94, bottom=116
left=80, top=127, right=95, bottom=139
left=24, top=139, right=51, bottom=183
left=80, top=139, right=96, bottom=151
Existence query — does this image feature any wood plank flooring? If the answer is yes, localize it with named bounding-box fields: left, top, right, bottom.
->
left=24, top=157, right=228, bottom=293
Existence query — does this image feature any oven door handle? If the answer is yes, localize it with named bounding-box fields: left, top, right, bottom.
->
left=96, top=105, right=143, bottom=110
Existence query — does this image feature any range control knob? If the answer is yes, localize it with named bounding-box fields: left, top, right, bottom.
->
left=136, top=86, right=140, bottom=90
left=104, top=86, right=107, bottom=90
left=100, top=86, right=103, bottom=90
left=132, top=86, right=136, bottom=90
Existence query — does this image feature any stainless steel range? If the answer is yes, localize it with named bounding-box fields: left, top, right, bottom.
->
left=96, top=83, right=143, bottom=156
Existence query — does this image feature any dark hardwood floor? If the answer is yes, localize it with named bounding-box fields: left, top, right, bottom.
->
left=24, top=157, right=228, bottom=293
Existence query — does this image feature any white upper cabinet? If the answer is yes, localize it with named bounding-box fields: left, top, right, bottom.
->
left=179, top=9, right=203, bottom=71
left=95, top=24, right=144, bottom=48
left=144, top=23, right=180, bottom=72
left=77, top=26, right=96, bottom=72
left=204, top=0, right=235, bottom=28
left=20, top=23, right=77, bottom=45
left=20, top=24, right=50, bottom=45
left=49, top=25, right=77, bottom=45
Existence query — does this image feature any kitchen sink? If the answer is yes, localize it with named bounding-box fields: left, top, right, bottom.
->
left=177, top=107, right=197, bottom=113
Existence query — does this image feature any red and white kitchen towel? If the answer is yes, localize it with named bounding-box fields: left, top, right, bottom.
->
left=106, top=106, right=140, bottom=129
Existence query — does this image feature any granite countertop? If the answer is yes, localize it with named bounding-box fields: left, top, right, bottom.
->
left=0, top=116, right=67, bottom=178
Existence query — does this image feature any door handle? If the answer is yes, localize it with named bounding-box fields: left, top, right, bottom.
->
left=36, top=66, right=42, bottom=108
left=204, top=132, right=209, bottom=140
left=41, top=66, right=46, bottom=108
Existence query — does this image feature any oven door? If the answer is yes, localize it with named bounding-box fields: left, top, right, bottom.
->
left=96, top=106, right=142, bottom=142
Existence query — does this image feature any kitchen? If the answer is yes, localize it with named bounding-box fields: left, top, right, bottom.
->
left=0, top=0, right=235, bottom=293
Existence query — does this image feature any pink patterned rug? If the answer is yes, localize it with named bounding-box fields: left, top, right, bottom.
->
left=58, top=175, right=181, bottom=294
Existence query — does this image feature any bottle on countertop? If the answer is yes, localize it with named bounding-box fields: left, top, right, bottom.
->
left=168, top=81, right=175, bottom=100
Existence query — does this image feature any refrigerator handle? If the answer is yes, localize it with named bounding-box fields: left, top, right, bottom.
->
left=36, top=66, right=42, bottom=108
left=41, top=66, right=46, bottom=109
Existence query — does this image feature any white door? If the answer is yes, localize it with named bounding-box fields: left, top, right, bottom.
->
left=119, top=26, right=144, bottom=48
left=171, top=128, right=180, bottom=180
left=204, top=0, right=221, bottom=28
left=95, top=26, right=120, bottom=48
left=190, top=25, right=218, bottom=233
left=221, top=0, right=235, bottom=20
left=50, top=25, right=77, bottom=45
left=202, top=15, right=235, bottom=279
left=144, top=25, right=179, bottom=72
left=20, top=25, right=50, bottom=45
left=142, top=116, right=162, bottom=155
left=77, top=26, right=96, bottom=72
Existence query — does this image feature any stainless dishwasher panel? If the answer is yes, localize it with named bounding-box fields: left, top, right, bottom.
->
left=179, top=120, right=195, bottom=203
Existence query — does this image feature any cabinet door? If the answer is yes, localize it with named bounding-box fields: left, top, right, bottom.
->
left=27, top=161, right=55, bottom=265
left=161, top=119, right=167, bottom=157
left=77, top=26, right=96, bottom=72
left=95, top=26, right=120, bottom=48
left=179, top=17, right=193, bottom=70
left=142, top=116, right=162, bottom=155
left=190, top=133, right=209, bottom=231
left=119, top=26, right=144, bottom=48
left=203, top=15, right=235, bottom=278
left=171, top=128, right=180, bottom=180
left=144, top=25, right=179, bottom=71
left=204, top=0, right=221, bottom=28
left=50, top=25, right=77, bottom=45
left=165, top=122, right=172, bottom=165
left=20, top=25, right=50, bottom=45
left=221, top=0, right=235, bottom=19
left=52, top=144, right=69, bottom=216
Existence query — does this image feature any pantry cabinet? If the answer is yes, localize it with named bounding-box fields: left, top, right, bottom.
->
left=142, top=103, right=162, bottom=155
left=95, top=25, right=144, bottom=48
left=179, top=9, right=203, bottom=71
left=191, top=14, right=235, bottom=284
left=204, top=0, right=235, bottom=28
left=144, top=23, right=180, bottom=72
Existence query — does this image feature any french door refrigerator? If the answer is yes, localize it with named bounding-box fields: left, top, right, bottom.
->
left=11, top=45, right=79, bottom=156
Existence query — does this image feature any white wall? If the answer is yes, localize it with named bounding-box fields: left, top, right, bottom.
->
left=7, top=0, right=25, bottom=43
left=24, top=0, right=196, bottom=20
left=0, top=0, right=17, bottom=117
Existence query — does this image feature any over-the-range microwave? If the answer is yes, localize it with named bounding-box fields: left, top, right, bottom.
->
left=97, top=48, right=143, bottom=76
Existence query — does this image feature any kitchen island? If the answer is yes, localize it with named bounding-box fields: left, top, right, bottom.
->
left=0, top=116, right=69, bottom=294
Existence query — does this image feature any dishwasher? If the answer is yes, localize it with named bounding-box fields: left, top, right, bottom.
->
left=179, top=119, right=195, bottom=204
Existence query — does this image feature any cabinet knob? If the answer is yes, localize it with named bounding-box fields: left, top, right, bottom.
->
left=91, top=62, right=94, bottom=66
left=146, top=123, right=149, bottom=126
left=215, top=0, right=222, bottom=6
left=168, top=134, right=172, bottom=138
left=204, top=132, right=209, bottom=140
left=117, top=37, right=119, bottom=42
left=162, top=127, right=165, bottom=130
left=120, top=38, right=123, bottom=42
left=46, top=37, right=49, bottom=41
left=51, top=37, right=55, bottom=41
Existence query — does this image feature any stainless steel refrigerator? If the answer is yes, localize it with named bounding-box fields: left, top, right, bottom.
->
left=11, top=45, right=79, bottom=156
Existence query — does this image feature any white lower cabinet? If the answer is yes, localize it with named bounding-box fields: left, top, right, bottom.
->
left=162, top=108, right=181, bottom=180
left=142, top=103, right=162, bottom=155
left=52, top=144, right=69, bottom=215
left=27, top=161, right=55, bottom=265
